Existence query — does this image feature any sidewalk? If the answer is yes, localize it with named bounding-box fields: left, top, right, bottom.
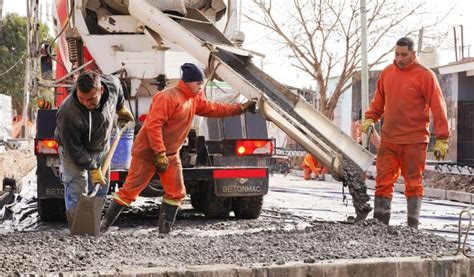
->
left=291, top=169, right=474, bottom=205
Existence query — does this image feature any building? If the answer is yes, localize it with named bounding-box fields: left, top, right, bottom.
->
left=438, top=58, right=474, bottom=165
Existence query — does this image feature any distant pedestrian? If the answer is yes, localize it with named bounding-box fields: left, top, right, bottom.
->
left=280, top=160, right=291, bottom=177
left=361, top=37, right=450, bottom=229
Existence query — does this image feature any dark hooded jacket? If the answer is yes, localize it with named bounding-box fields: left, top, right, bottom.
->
left=55, top=75, right=125, bottom=170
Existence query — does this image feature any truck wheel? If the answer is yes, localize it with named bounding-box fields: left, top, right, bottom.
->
left=38, top=198, right=66, bottom=222
left=190, top=192, right=205, bottom=212
left=232, top=196, right=263, bottom=219
left=202, top=182, right=231, bottom=219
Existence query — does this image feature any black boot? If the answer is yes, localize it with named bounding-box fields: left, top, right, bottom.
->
left=407, top=197, right=422, bottom=229
left=159, top=202, right=179, bottom=234
left=373, top=196, right=391, bottom=225
left=100, top=200, right=125, bottom=234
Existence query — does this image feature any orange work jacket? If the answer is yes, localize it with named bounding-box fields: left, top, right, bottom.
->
left=365, top=59, right=449, bottom=144
left=131, top=80, right=242, bottom=161
left=303, top=154, right=323, bottom=173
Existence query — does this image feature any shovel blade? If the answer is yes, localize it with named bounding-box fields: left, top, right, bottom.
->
left=70, top=194, right=105, bottom=236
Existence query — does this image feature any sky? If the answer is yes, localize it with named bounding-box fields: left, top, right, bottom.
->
left=3, top=0, right=474, bottom=87
left=240, top=0, right=474, bottom=86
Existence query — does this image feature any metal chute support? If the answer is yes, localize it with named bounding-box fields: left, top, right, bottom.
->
left=126, top=0, right=374, bottom=180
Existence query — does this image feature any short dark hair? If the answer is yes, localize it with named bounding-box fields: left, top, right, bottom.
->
left=76, top=71, right=100, bottom=93
left=396, top=37, right=415, bottom=51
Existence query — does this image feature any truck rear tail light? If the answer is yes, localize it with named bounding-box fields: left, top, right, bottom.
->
left=35, top=139, right=59, bottom=155
left=235, top=139, right=274, bottom=156
left=110, top=171, right=120, bottom=182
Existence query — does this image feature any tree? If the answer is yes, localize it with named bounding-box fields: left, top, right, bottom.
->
left=246, top=0, right=451, bottom=119
left=0, top=13, right=51, bottom=115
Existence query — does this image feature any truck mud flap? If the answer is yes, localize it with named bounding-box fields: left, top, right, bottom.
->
left=36, top=155, right=64, bottom=199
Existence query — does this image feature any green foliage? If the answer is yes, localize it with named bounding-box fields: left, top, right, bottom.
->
left=0, top=13, right=53, bottom=115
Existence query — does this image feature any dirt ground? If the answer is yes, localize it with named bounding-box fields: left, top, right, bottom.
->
left=0, top=141, right=36, bottom=190
left=423, top=170, right=474, bottom=193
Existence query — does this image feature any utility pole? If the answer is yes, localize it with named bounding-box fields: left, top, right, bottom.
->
left=459, top=24, right=464, bottom=60
left=22, top=0, right=40, bottom=138
left=0, top=0, right=4, bottom=42
left=360, top=0, right=369, bottom=120
left=453, top=26, right=458, bottom=62
left=417, top=27, right=423, bottom=53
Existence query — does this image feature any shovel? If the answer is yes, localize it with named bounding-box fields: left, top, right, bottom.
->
left=70, top=121, right=133, bottom=236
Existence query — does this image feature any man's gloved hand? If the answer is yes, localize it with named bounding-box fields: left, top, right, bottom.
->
left=116, top=106, right=134, bottom=127
left=240, top=101, right=256, bottom=114
left=361, top=118, right=375, bottom=134
left=433, top=139, right=449, bottom=160
left=154, top=152, right=169, bottom=173
left=89, top=169, right=106, bottom=185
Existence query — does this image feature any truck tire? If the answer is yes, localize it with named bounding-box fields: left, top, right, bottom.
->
left=232, top=196, right=263, bottom=219
left=202, top=182, right=231, bottom=219
left=190, top=191, right=205, bottom=212
left=38, top=198, right=66, bottom=222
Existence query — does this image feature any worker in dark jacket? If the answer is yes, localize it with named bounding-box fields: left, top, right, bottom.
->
left=55, top=71, right=134, bottom=225
left=100, top=63, right=256, bottom=234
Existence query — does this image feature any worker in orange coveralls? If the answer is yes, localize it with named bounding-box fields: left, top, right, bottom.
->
left=302, top=153, right=326, bottom=181
left=361, top=37, right=449, bottom=229
left=100, top=63, right=256, bottom=234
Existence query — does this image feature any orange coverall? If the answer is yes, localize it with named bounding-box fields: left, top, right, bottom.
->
left=365, top=59, right=449, bottom=199
left=302, top=154, right=326, bottom=180
left=114, top=80, right=242, bottom=206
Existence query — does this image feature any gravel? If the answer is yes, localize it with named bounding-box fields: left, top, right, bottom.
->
left=0, top=142, right=459, bottom=275
left=0, top=215, right=454, bottom=275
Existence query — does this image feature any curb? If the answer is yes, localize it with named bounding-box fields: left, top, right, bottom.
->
left=74, top=256, right=474, bottom=277
left=289, top=170, right=474, bottom=205
left=365, top=180, right=474, bottom=204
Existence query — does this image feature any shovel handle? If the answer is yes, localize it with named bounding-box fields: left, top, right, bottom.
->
left=89, top=183, right=101, bottom=197
left=101, top=121, right=134, bottom=175
left=86, top=121, right=133, bottom=195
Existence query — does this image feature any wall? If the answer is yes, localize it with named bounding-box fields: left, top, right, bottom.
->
left=455, top=71, right=474, bottom=164
left=436, top=70, right=457, bottom=162
left=0, top=94, right=12, bottom=139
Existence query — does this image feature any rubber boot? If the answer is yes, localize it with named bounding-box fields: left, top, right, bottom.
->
left=65, top=208, right=75, bottom=230
left=100, top=200, right=125, bottom=234
left=407, top=197, right=422, bottom=229
left=158, top=202, right=179, bottom=234
left=373, top=196, right=391, bottom=225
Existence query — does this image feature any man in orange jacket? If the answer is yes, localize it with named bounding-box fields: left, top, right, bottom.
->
left=361, top=37, right=449, bottom=229
left=100, top=63, right=256, bottom=234
left=302, top=153, right=326, bottom=181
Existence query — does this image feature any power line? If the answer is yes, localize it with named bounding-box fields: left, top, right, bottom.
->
left=0, top=52, right=26, bottom=76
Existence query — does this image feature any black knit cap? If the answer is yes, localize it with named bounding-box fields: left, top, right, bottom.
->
left=180, top=63, right=204, bottom=82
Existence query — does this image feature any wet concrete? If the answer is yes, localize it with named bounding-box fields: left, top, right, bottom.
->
left=0, top=173, right=460, bottom=275
left=342, top=157, right=372, bottom=219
